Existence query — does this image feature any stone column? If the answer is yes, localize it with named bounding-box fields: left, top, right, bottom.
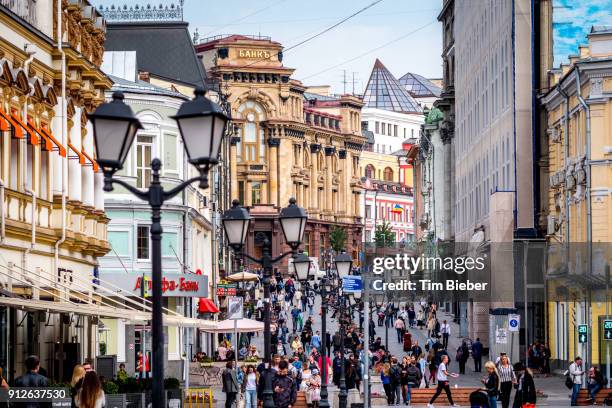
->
left=324, top=147, right=335, bottom=213
left=338, top=149, right=347, bottom=215
left=51, top=101, right=64, bottom=195
left=230, top=135, right=240, bottom=201
left=267, top=132, right=281, bottom=206
left=82, top=121, right=95, bottom=207
left=68, top=106, right=82, bottom=202
left=245, top=181, right=252, bottom=207
left=309, top=144, right=320, bottom=211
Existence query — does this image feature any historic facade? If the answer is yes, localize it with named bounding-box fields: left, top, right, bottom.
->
left=195, top=35, right=366, bottom=267
left=0, top=0, right=111, bottom=381
left=541, top=26, right=612, bottom=368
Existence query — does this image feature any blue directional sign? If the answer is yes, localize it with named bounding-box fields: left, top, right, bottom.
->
left=604, top=320, right=612, bottom=341
left=342, top=275, right=362, bottom=293
left=578, top=325, right=588, bottom=344
left=508, top=314, right=520, bottom=332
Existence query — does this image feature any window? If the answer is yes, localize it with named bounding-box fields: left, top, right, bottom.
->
left=375, top=122, right=379, bottom=133
left=365, top=204, right=372, bottom=219
left=237, top=101, right=266, bottom=163
left=40, top=151, right=49, bottom=200
left=388, top=124, right=392, bottom=136
left=251, top=181, right=262, bottom=204
left=365, top=164, right=375, bottom=178
left=394, top=125, right=398, bottom=137
left=238, top=181, right=245, bottom=205
left=26, top=143, right=34, bottom=191
left=403, top=128, right=406, bottom=138
left=137, top=225, right=150, bottom=260
left=136, top=135, right=153, bottom=188
left=10, top=138, right=18, bottom=189
left=383, top=167, right=393, bottom=181
left=411, top=129, right=414, bottom=138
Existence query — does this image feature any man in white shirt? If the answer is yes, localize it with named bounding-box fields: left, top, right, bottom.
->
left=440, top=320, right=451, bottom=349
left=427, top=355, right=458, bottom=407
left=569, top=356, right=584, bottom=406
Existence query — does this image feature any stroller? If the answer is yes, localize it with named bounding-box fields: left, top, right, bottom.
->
left=469, top=389, right=490, bottom=408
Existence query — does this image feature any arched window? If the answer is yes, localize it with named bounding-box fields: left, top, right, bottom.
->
left=365, top=164, right=375, bottom=179
left=236, top=101, right=266, bottom=163
left=383, top=167, right=394, bottom=182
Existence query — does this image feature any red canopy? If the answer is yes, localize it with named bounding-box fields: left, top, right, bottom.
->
left=198, top=298, right=219, bottom=313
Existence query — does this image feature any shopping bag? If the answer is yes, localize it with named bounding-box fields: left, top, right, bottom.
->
left=522, top=404, right=536, bottom=408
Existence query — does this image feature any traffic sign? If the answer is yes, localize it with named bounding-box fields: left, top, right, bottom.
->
left=508, top=314, right=520, bottom=332
left=578, top=325, right=588, bottom=344
left=342, top=275, right=363, bottom=293
left=604, top=320, right=612, bottom=341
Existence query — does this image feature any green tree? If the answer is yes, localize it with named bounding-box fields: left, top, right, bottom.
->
left=329, top=226, right=348, bottom=252
left=375, top=222, right=395, bottom=247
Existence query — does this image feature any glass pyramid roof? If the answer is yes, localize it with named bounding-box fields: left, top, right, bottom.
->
left=363, top=59, right=422, bottom=114
left=399, top=72, right=442, bottom=97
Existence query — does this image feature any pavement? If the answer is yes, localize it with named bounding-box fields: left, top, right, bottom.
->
left=210, top=299, right=572, bottom=407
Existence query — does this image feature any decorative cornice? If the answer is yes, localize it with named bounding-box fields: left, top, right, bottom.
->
left=310, top=143, right=321, bottom=153
left=267, top=138, right=281, bottom=147
left=344, top=141, right=363, bottom=151
left=324, top=146, right=336, bottom=156
left=98, top=3, right=184, bottom=22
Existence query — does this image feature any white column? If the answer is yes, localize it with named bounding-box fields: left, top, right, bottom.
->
left=68, top=107, right=82, bottom=202
left=82, top=121, right=95, bottom=207
left=51, top=101, right=65, bottom=195
left=94, top=172, right=104, bottom=211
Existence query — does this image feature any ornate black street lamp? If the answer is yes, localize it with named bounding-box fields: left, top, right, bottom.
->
left=89, top=88, right=228, bottom=408
left=222, top=198, right=307, bottom=408
left=292, top=250, right=336, bottom=408
left=333, top=251, right=354, bottom=408
left=372, top=292, right=389, bottom=350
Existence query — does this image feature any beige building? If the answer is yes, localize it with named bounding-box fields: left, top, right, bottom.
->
left=0, top=0, right=114, bottom=381
left=542, top=26, right=612, bottom=368
left=196, top=35, right=366, bottom=266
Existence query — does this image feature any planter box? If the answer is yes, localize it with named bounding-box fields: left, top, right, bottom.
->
left=106, top=394, right=127, bottom=408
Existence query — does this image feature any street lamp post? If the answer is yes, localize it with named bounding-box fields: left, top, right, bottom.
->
left=373, top=292, right=387, bottom=348
left=89, top=89, right=229, bottom=408
left=222, top=199, right=307, bottom=408
left=333, top=251, right=353, bottom=408
left=292, top=251, right=332, bottom=408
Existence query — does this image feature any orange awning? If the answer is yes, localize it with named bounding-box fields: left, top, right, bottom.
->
left=0, top=115, right=8, bottom=132
left=40, top=127, right=67, bottom=157
left=27, top=121, right=53, bottom=152
left=10, top=113, right=39, bottom=145
left=81, top=149, right=100, bottom=172
left=0, top=109, right=24, bottom=139
left=68, top=142, right=86, bottom=165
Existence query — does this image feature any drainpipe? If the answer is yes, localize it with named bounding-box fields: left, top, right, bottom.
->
left=22, top=46, right=36, bottom=284
left=54, top=2, right=68, bottom=381
left=54, top=0, right=67, bottom=282
left=575, top=65, right=591, bottom=372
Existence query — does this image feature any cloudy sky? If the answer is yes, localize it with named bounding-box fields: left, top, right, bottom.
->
left=93, top=0, right=443, bottom=94
left=553, top=0, right=612, bottom=66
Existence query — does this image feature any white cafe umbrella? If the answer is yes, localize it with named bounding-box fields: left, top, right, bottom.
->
left=201, top=318, right=264, bottom=333
left=226, top=271, right=260, bottom=282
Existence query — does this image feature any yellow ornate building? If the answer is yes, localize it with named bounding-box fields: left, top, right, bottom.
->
left=542, top=26, right=612, bottom=368
left=0, top=0, right=112, bottom=381
left=196, top=35, right=366, bottom=265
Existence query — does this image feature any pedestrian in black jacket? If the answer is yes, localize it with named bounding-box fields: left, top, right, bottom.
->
left=512, top=363, right=537, bottom=408
left=272, top=361, right=297, bottom=408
